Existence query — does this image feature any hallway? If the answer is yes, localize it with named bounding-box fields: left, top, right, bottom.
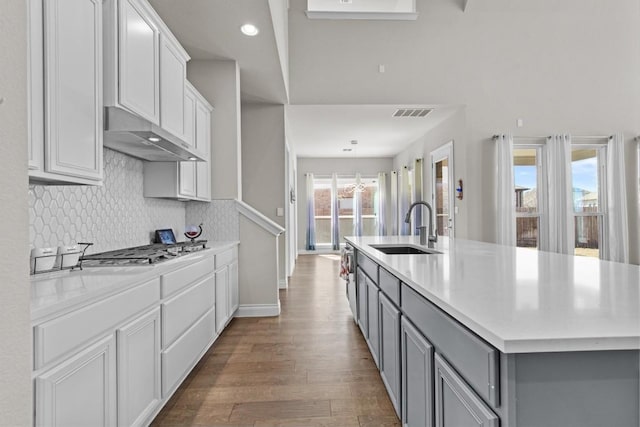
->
left=152, top=254, right=400, bottom=426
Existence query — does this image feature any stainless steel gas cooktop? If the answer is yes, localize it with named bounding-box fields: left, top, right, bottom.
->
left=80, top=240, right=207, bottom=267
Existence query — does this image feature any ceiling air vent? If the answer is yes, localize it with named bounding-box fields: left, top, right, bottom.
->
left=339, top=0, right=353, bottom=3
left=393, top=108, right=432, bottom=118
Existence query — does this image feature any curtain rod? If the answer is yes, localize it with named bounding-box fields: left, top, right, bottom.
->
left=492, top=134, right=612, bottom=140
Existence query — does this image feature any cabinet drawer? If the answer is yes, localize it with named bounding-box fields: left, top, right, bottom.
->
left=379, top=267, right=400, bottom=305
left=215, top=247, right=236, bottom=269
left=35, top=278, right=160, bottom=369
left=161, top=308, right=215, bottom=397
left=162, top=274, right=215, bottom=348
left=162, top=257, right=214, bottom=297
left=401, top=284, right=499, bottom=407
left=357, top=252, right=378, bottom=284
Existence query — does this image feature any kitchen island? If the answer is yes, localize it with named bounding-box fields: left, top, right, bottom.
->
left=346, top=235, right=640, bottom=427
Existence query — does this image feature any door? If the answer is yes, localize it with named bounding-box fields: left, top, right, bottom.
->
left=379, top=293, right=401, bottom=417
left=43, top=0, right=103, bottom=181
left=35, top=335, right=116, bottom=427
left=215, top=266, right=229, bottom=334
left=434, top=353, right=499, bottom=427
left=117, top=308, right=161, bottom=427
left=431, top=142, right=455, bottom=237
left=118, top=0, right=160, bottom=124
left=402, top=316, right=435, bottom=427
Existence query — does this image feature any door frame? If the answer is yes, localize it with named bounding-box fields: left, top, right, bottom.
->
left=430, top=141, right=455, bottom=237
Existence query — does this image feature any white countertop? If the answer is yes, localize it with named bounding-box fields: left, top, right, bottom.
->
left=31, top=241, right=238, bottom=323
left=346, top=236, right=640, bottom=353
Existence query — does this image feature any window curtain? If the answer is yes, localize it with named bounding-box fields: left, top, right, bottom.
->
left=390, top=171, right=398, bottom=235
left=545, top=134, right=574, bottom=254
left=354, top=173, right=363, bottom=236
left=412, top=158, right=424, bottom=230
left=605, top=133, right=628, bottom=263
left=400, top=166, right=411, bottom=235
left=305, top=173, right=316, bottom=250
left=377, top=172, right=387, bottom=236
left=495, top=134, right=516, bottom=246
left=331, top=173, right=340, bottom=250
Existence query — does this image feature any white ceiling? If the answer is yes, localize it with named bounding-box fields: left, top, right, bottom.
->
left=286, top=104, right=461, bottom=158
left=148, top=0, right=288, bottom=104
left=147, top=1, right=461, bottom=160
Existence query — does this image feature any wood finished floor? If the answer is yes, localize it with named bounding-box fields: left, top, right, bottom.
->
left=152, top=254, right=400, bottom=427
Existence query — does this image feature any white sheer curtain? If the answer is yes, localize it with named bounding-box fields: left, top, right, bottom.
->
left=390, top=171, right=398, bottom=235
left=399, top=166, right=411, bottom=235
left=331, top=173, right=340, bottom=250
left=377, top=172, right=387, bottom=236
left=545, top=134, right=574, bottom=254
left=495, top=134, right=516, bottom=246
left=305, top=173, right=316, bottom=250
left=354, top=173, right=363, bottom=236
left=605, top=133, right=628, bottom=262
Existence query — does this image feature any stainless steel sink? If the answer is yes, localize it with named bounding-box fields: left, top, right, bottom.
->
left=370, top=244, right=442, bottom=255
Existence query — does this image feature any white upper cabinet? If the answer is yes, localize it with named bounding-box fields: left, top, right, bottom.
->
left=160, top=34, right=188, bottom=138
left=28, top=0, right=103, bottom=184
left=183, top=84, right=197, bottom=149
left=114, top=0, right=160, bottom=124
left=179, top=162, right=197, bottom=198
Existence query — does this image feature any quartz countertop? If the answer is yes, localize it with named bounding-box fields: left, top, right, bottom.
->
left=346, top=236, right=640, bottom=353
left=31, top=241, right=238, bottom=323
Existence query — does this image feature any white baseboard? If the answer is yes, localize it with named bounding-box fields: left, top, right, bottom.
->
left=236, top=302, right=281, bottom=317
left=279, top=278, right=288, bottom=289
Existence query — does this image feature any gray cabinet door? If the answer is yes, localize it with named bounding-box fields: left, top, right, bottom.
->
left=379, top=292, right=401, bottom=417
left=366, top=279, right=380, bottom=367
left=356, top=268, right=368, bottom=339
left=434, top=353, right=498, bottom=427
left=401, top=317, right=434, bottom=427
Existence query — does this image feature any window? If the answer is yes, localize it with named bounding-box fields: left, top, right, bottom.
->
left=571, top=146, right=606, bottom=258
left=513, top=146, right=543, bottom=249
left=312, top=178, right=332, bottom=246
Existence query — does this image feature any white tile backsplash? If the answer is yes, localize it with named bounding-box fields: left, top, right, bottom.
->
left=29, top=148, right=240, bottom=254
left=186, top=199, right=239, bottom=242
left=29, top=149, right=186, bottom=253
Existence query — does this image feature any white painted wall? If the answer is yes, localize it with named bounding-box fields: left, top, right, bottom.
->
left=187, top=60, right=242, bottom=200
left=296, top=157, right=394, bottom=251
left=268, top=0, right=289, bottom=100
left=0, top=1, right=32, bottom=424
left=289, top=0, right=640, bottom=262
left=241, top=103, right=287, bottom=285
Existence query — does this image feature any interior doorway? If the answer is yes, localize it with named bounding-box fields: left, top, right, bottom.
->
left=430, top=142, right=455, bottom=237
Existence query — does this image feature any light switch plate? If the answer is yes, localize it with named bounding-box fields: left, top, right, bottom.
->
left=276, top=207, right=284, bottom=217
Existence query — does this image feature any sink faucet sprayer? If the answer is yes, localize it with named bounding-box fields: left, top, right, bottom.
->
left=404, top=201, right=438, bottom=248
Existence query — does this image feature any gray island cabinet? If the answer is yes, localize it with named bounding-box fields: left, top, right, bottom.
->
left=346, top=236, right=640, bottom=427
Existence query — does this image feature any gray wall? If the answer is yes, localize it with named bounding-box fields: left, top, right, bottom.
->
left=188, top=60, right=242, bottom=200
left=241, top=103, right=287, bottom=284
left=289, top=0, right=640, bottom=262
left=0, top=1, right=32, bottom=424
left=296, top=157, right=394, bottom=250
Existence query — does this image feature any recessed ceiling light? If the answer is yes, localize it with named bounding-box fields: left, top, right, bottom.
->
left=343, top=148, right=352, bottom=152
left=240, top=24, right=259, bottom=36
left=188, top=157, right=197, bottom=161
left=148, top=137, right=160, bottom=142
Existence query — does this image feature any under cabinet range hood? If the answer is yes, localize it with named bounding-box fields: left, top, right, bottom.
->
left=103, top=107, right=205, bottom=162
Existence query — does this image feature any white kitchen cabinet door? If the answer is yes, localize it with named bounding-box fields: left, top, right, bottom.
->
left=179, top=161, right=197, bottom=198
left=42, top=0, right=103, bottom=181
left=195, top=161, right=211, bottom=201
left=117, top=0, right=160, bottom=124
left=195, top=98, right=211, bottom=157
left=229, top=261, right=239, bottom=315
left=28, top=0, right=44, bottom=172
left=117, top=308, right=161, bottom=427
left=183, top=83, right=197, bottom=149
left=35, top=335, right=117, bottom=427
left=160, top=34, right=186, bottom=138
left=215, top=266, right=229, bottom=334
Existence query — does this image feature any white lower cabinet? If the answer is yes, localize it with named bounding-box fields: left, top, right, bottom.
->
left=35, top=335, right=117, bottom=427
left=215, top=266, right=229, bottom=334
left=117, top=308, right=161, bottom=427
left=229, top=261, right=239, bottom=314
left=215, top=248, right=239, bottom=333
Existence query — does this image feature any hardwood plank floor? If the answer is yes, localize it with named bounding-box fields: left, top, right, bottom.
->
left=152, top=254, right=400, bottom=427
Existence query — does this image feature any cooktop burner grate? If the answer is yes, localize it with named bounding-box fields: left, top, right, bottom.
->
left=80, top=240, right=207, bottom=266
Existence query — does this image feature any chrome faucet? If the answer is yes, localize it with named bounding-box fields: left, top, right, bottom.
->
left=404, top=201, right=438, bottom=248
